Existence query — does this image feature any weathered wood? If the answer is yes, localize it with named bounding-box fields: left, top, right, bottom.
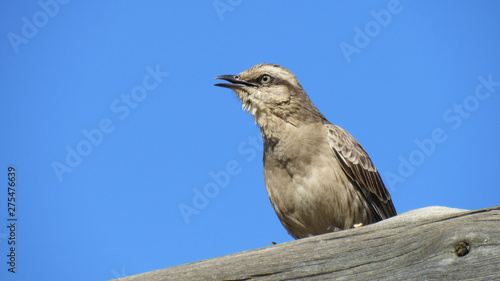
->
left=115, top=206, right=500, bottom=281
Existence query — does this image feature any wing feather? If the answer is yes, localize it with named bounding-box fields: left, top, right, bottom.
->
left=327, top=124, right=397, bottom=220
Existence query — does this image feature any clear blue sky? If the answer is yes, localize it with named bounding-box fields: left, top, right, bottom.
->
left=1, top=1, right=499, bottom=280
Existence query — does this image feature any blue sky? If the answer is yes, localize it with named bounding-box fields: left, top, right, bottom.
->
left=1, top=1, right=499, bottom=280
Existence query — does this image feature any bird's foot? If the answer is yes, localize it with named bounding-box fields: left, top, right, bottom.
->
left=353, top=223, right=364, bottom=228
left=327, top=226, right=341, bottom=232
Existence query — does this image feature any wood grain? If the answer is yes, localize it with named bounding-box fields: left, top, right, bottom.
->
left=115, top=206, right=500, bottom=281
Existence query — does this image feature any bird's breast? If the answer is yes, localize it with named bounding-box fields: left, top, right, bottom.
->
left=262, top=126, right=370, bottom=238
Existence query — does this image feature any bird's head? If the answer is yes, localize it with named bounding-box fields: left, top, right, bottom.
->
left=214, top=63, right=325, bottom=128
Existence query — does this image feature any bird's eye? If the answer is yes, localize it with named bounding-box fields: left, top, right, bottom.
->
left=260, top=75, right=272, bottom=84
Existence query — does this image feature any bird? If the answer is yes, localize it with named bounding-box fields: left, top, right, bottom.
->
left=214, top=63, right=397, bottom=239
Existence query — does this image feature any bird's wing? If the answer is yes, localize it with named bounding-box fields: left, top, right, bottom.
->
left=326, top=124, right=397, bottom=219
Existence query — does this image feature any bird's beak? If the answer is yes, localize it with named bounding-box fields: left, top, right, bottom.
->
left=214, top=75, right=255, bottom=89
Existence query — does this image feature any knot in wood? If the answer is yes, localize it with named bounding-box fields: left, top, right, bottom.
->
left=455, top=241, right=470, bottom=257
